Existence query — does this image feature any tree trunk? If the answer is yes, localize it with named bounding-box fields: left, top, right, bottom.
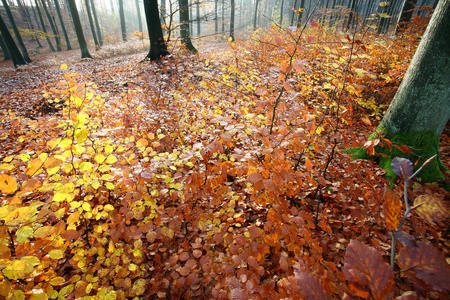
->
left=136, top=0, right=143, bottom=33
left=196, top=0, right=200, bottom=36
left=39, top=0, right=62, bottom=51
left=397, top=0, right=418, bottom=31
left=1, top=0, right=32, bottom=62
left=67, top=0, right=92, bottom=58
left=254, top=0, right=260, bottom=29
left=53, top=0, right=73, bottom=50
left=354, top=0, right=450, bottom=182
left=143, top=0, right=169, bottom=60
left=0, top=35, right=12, bottom=60
left=0, top=12, right=27, bottom=67
left=84, top=0, right=99, bottom=47
left=179, top=0, right=197, bottom=52
left=230, top=0, right=235, bottom=40
left=119, top=0, right=127, bottom=41
left=34, top=0, right=56, bottom=52
left=279, top=0, right=285, bottom=24
left=215, top=0, right=218, bottom=33
left=297, top=0, right=305, bottom=25
left=17, top=0, right=43, bottom=48
left=90, top=0, right=103, bottom=46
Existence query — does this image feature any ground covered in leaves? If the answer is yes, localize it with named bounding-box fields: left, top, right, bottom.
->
left=0, top=23, right=449, bottom=300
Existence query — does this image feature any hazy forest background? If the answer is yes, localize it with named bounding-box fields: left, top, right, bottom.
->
left=0, top=0, right=449, bottom=299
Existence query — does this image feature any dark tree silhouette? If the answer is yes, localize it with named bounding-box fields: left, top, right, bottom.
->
left=0, top=12, right=27, bottom=67
left=144, top=0, right=169, bottom=61
left=179, top=0, right=197, bottom=52
left=1, top=0, right=31, bottom=62
left=53, top=0, right=73, bottom=50
left=67, top=0, right=92, bottom=58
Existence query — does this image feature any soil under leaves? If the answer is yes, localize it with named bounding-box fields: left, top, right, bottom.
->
left=0, top=27, right=449, bottom=299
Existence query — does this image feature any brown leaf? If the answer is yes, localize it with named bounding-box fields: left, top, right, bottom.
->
left=413, top=194, right=449, bottom=223
left=398, top=239, right=450, bottom=293
left=344, top=240, right=394, bottom=300
left=384, top=188, right=402, bottom=231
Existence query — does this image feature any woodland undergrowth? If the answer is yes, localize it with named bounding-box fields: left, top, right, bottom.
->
left=0, top=16, right=449, bottom=300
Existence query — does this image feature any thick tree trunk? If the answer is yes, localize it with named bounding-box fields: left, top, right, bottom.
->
left=0, top=35, right=12, bottom=60
left=119, top=0, right=127, bottom=41
left=144, top=0, right=169, bottom=60
left=179, top=0, right=197, bottom=52
left=1, top=0, right=32, bottom=62
left=67, top=0, right=92, bottom=58
left=354, top=0, right=450, bottom=182
left=0, top=12, right=27, bottom=67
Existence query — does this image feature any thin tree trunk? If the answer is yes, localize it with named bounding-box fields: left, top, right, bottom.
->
left=230, top=0, right=235, bottom=40
left=196, top=0, right=200, bottom=36
left=135, top=0, right=143, bottom=33
left=1, top=0, right=32, bottom=62
left=39, top=0, right=62, bottom=51
left=53, top=0, right=73, bottom=50
left=280, top=0, right=285, bottom=24
left=215, top=0, right=218, bottom=33
left=17, top=0, right=43, bottom=47
left=119, top=0, right=127, bottom=41
left=254, top=0, right=260, bottom=29
left=84, top=0, right=99, bottom=47
left=35, top=0, right=56, bottom=52
left=90, top=0, right=103, bottom=46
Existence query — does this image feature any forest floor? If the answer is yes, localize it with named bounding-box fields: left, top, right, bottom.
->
left=0, top=26, right=449, bottom=300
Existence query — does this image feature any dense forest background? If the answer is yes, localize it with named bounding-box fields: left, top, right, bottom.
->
left=0, top=0, right=449, bottom=299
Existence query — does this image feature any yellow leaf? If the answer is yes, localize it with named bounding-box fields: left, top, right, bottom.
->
left=82, top=202, right=91, bottom=211
left=86, top=92, right=94, bottom=100
left=75, top=129, right=88, bottom=144
left=3, top=259, right=34, bottom=280
left=50, top=276, right=66, bottom=286
left=59, top=138, right=72, bottom=149
left=0, top=164, right=14, bottom=171
left=49, top=249, right=64, bottom=260
left=53, top=192, right=69, bottom=202
left=91, top=180, right=100, bottom=189
left=34, top=226, right=55, bottom=238
left=19, top=153, right=31, bottom=162
left=94, top=153, right=106, bottom=164
left=67, top=211, right=80, bottom=224
left=105, top=155, right=117, bottom=164
left=0, top=174, right=18, bottom=194
left=105, top=182, right=114, bottom=190
left=104, top=204, right=114, bottom=212
left=79, top=162, right=93, bottom=172
left=61, top=64, right=68, bottom=71
left=98, top=165, right=110, bottom=172
left=105, top=144, right=114, bottom=154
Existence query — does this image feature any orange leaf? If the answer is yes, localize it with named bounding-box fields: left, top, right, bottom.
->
left=384, top=189, right=402, bottom=231
left=305, top=158, right=313, bottom=172
left=283, top=81, right=292, bottom=91
left=414, top=194, right=449, bottom=223
left=0, top=174, right=18, bottom=194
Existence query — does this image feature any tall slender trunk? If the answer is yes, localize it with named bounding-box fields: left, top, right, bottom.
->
left=280, top=0, right=285, bottom=24
left=254, top=0, right=260, bottom=29
left=53, top=0, right=72, bottom=50
left=90, top=0, right=103, bottom=46
left=179, top=0, right=197, bottom=52
left=17, top=0, right=43, bottom=47
left=84, top=0, right=99, bottom=47
left=119, top=0, right=127, bottom=41
left=35, top=0, right=56, bottom=52
left=196, top=0, right=200, bottom=36
left=215, top=0, right=218, bottom=33
left=135, top=0, right=143, bottom=33
left=39, top=0, right=62, bottom=51
left=230, top=0, right=235, bottom=40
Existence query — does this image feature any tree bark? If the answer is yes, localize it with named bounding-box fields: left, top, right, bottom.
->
left=0, top=12, right=27, bottom=67
left=84, top=0, right=99, bottom=47
left=144, top=0, right=169, bottom=60
left=119, top=0, right=127, bottom=41
left=179, top=0, right=197, bottom=52
left=53, top=0, right=73, bottom=50
left=67, top=0, right=92, bottom=58
left=230, top=0, right=235, bottom=40
left=135, top=0, right=143, bottom=33
left=34, top=0, right=56, bottom=52
left=1, top=0, right=32, bottom=62
left=39, top=0, right=62, bottom=51
left=353, top=0, right=450, bottom=182
left=90, top=0, right=103, bottom=46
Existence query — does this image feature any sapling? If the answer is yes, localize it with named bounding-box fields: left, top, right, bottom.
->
left=389, top=154, right=436, bottom=270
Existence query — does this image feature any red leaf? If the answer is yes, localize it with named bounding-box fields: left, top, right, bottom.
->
left=309, top=19, right=319, bottom=28
left=344, top=240, right=394, bottom=300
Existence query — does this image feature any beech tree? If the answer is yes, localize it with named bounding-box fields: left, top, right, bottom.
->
left=144, top=0, right=169, bottom=60
left=179, top=0, right=197, bottom=52
left=351, top=0, right=450, bottom=182
left=67, top=0, right=92, bottom=58
left=0, top=12, right=27, bottom=67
